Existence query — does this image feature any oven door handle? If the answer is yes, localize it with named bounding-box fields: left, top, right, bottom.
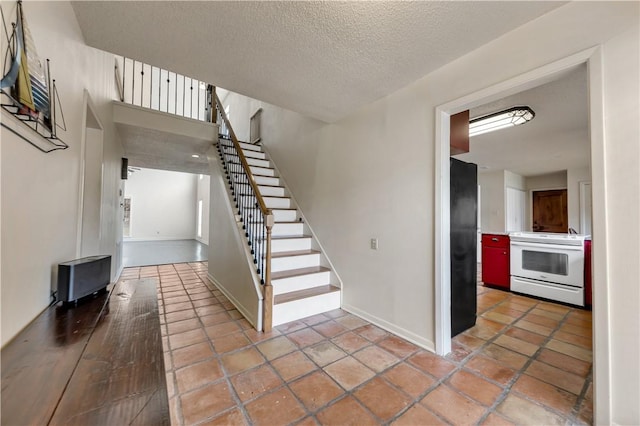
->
left=510, top=241, right=584, bottom=251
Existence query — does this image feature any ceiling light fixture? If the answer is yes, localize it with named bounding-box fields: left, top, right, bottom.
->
left=469, top=106, right=535, bottom=137
left=191, top=154, right=200, bottom=158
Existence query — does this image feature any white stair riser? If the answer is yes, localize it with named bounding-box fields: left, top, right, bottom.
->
left=246, top=157, right=271, bottom=168
left=250, top=166, right=275, bottom=176
left=239, top=142, right=262, bottom=151
left=271, top=237, right=311, bottom=252
left=254, top=176, right=280, bottom=186
left=272, top=209, right=298, bottom=222
left=264, top=197, right=291, bottom=209
left=258, top=186, right=285, bottom=197
left=239, top=149, right=266, bottom=160
left=271, top=271, right=331, bottom=295
left=221, top=147, right=266, bottom=161
left=272, top=290, right=341, bottom=326
left=232, top=175, right=281, bottom=188
left=272, top=222, right=303, bottom=235
left=271, top=253, right=320, bottom=272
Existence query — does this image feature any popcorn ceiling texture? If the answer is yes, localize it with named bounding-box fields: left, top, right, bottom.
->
left=72, top=1, right=564, bottom=122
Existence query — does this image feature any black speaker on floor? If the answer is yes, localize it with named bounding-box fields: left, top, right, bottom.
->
left=57, top=255, right=111, bottom=303
left=121, top=157, right=128, bottom=180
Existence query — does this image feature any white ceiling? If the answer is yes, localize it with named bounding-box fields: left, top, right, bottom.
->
left=454, top=64, right=589, bottom=177
left=116, top=123, right=211, bottom=174
left=71, top=1, right=565, bottom=123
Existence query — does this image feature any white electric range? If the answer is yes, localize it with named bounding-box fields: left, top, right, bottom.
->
left=509, top=232, right=590, bottom=306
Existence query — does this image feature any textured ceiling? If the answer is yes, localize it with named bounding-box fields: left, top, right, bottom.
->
left=454, top=65, right=589, bottom=177
left=116, top=123, right=211, bottom=174
left=71, top=1, right=564, bottom=123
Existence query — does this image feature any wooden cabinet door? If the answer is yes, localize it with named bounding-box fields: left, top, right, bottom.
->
left=532, top=189, right=568, bottom=233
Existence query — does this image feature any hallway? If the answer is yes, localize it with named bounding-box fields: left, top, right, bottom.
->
left=122, top=239, right=208, bottom=267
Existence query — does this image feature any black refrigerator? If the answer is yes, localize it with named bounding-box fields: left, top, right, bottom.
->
left=450, top=158, right=478, bottom=337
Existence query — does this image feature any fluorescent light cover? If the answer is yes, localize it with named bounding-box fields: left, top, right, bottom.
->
left=192, top=154, right=200, bottom=158
left=469, top=106, right=534, bottom=137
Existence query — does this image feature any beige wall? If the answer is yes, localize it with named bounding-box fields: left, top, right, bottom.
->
left=601, top=23, right=640, bottom=424
left=207, top=149, right=262, bottom=328
left=479, top=170, right=506, bottom=233
left=221, top=2, right=639, bottom=422
left=1, top=2, right=124, bottom=346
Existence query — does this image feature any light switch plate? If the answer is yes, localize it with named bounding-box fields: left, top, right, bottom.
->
left=370, top=238, right=378, bottom=250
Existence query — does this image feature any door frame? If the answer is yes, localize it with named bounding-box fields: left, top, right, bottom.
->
left=434, top=47, right=609, bottom=419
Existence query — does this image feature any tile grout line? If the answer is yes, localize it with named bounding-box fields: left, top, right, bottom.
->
left=170, top=262, right=256, bottom=426
left=134, top=264, right=593, bottom=426
left=479, top=301, right=582, bottom=424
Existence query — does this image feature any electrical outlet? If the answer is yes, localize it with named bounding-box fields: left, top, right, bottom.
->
left=370, top=238, right=378, bottom=250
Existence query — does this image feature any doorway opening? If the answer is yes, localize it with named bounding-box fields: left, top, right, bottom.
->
left=435, top=47, right=608, bottom=421
left=123, top=197, right=132, bottom=237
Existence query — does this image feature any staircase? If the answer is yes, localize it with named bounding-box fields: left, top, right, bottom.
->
left=217, top=137, right=341, bottom=327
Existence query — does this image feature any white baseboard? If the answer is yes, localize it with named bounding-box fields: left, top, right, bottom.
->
left=341, top=303, right=435, bottom=353
left=114, top=263, right=124, bottom=283
left=207, top=273, right=259, bottom=330
left=123, top=237, right=196, bottom=242
left=196, top=237, right=209, bottom=246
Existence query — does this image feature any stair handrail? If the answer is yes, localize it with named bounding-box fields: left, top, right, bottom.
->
left=214, top=93, right=274, bottom=331
left=215, top=94, right=270, bottom=216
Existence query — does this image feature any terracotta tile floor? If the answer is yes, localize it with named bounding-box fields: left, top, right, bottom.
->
left=120, top=262, right=593, bottom=425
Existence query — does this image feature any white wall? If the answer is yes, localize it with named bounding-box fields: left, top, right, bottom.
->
left=505, top=170, right=526, bottom=191
left=567, top=166, right=591, bottom=232
left=525, top=170, right=567, bottom=191
left=479, top=171, right=506, bottom=232
left=207, top=149, right=262, bottom=328
left=219, top=89, right=262, bottom=143
left=220, top=3, right=639, bottom=422
left=124, top=168, right=197, bottom=241
left=601, top=23, right=640, bottom=424
left=196, top=174, right=210, bottom=245
left=1, top=2, right=124, bottom=346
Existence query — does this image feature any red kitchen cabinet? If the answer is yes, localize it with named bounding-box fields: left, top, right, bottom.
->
left=585, top=239, right=592, bottom=307
left=482, top=234, right=510, bottom=290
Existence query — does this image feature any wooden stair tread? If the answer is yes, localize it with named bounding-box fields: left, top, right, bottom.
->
left=274, top=285, right=340, bottom=305
left=270, top=249, right=320, bottom=258
left=249, top=220, right=300, bottom=226
left=240, top=194, right=289, bottom=199
left=270, top=234, right=311, bottom=240
left=271, top=266, right=330, bottom=280
left=232, top=171, right=276, bottom=177
left=257, top=184, right=284, bottom=189
left=227, top=161, right=273, bottom=170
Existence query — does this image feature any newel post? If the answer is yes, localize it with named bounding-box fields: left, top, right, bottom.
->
left=263, top=212, right=274, bottom=331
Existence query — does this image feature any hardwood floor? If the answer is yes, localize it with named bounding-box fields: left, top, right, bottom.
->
left=1, top=278, right=169, bottom=425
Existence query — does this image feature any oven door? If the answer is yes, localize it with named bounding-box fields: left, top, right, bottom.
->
left=510, top=241, right=584, bottom=287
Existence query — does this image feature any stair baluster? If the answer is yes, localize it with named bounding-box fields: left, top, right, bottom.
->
left=214, top=92, right=274, bottom=331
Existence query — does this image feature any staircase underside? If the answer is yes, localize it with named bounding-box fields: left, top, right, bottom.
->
left=113, top=101, right=217, bottom=174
